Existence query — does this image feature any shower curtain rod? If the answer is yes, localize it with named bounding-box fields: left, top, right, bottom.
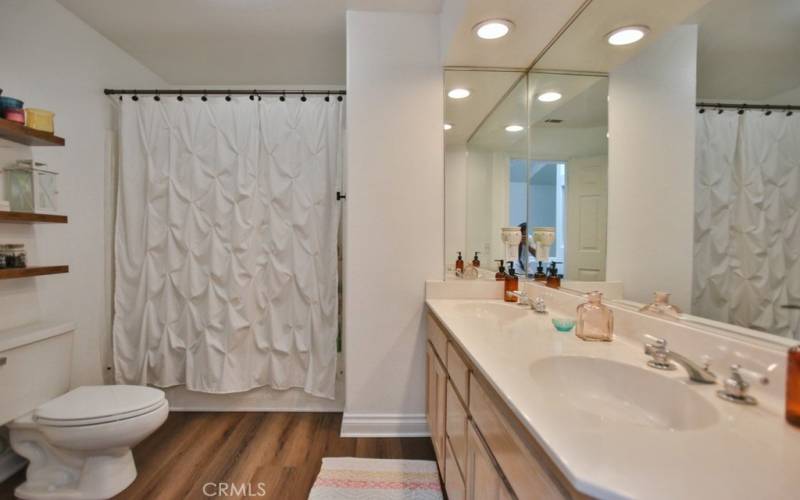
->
left=104, top=89, right=346, bottom=96
left=697, top=102, right=800, bottom=112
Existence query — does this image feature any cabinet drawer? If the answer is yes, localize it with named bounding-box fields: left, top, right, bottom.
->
left=447, top=342, right=469, bottom=403
left=446, top=379, right=468, bottom=477
left=470, top=374, right=568, bottom=500
left=445, top=437, right=466, bottom=500
left=427, top=314, right=448, bottom=362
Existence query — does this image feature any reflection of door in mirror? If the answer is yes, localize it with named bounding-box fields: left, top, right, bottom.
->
left=523, top=161, right=566, bottom=275
left=565, top=156, right=607, bottom=281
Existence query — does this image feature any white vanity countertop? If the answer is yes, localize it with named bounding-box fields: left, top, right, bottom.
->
left=426, top=299, right=800, bottom=500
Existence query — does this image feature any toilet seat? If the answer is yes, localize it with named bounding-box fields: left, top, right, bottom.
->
left=33, top=385, right=166, bottom=427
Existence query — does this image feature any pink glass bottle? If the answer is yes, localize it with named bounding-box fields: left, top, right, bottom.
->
left=576, top=291, right=614, bottom=341
left=639, top=291, right=682, bottom=318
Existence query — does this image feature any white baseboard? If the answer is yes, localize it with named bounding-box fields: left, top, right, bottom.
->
left=340, top=413, right=430, bottom=437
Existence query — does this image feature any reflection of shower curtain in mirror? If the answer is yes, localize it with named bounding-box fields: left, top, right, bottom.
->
left=694, top=111, right=800, bottom=339
left=113, top=96, right=343, bottom=398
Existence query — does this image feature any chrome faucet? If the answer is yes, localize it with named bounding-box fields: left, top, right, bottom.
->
left=508, top=291, right=547, bottom=313
left=643, top=335, right=716, bottom=384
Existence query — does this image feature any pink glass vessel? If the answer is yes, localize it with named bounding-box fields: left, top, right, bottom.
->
left=639, top=291, right=682, bottom=318
left=575, top=291, right=614, bottom=341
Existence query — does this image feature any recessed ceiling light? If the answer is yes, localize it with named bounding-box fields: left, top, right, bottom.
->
left=448, top=88, right=471, bottom=99
left=537, top=92, right=562, bottom=103
left=444, top=123, right=453, bottom=131
left=606, top=26, right=649, bottom=46
left=505, top=124, right=524, bottom=132
left=473, top=19, right=514, bottom=40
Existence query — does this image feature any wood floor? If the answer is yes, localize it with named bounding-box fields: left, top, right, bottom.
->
left=0, top=412, right=435, bottom=500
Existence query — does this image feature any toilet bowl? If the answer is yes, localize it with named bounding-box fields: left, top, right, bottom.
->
left=8, top=385, right=168, bottom=500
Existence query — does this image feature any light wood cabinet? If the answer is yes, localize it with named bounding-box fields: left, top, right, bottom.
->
left=426, top=343, right=447, bottom=472
left=445, top=437, right=466, bottom=500
left=426, top=312, right=583, bottom=500
left=466, top=422, right=514, bottom=500
left=446, top=379, right=468, bottom=477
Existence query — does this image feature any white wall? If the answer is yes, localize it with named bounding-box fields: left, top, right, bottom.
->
left=0, top=1, right=165, bottom=387
left=343, top=11, right=443, bottom=436
left=445, top=145, right=467, bottom=268
left=607, top=25, right=698, bottom=310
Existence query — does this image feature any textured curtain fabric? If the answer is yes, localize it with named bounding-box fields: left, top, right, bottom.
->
left=113, top=96, right=343, bottom=398
left=694, top=111, right=800, bottom=339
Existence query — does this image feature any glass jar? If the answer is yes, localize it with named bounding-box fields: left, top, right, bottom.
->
left=0, top=244, right=27, bottom=268
left=639, top=291, right=682, bottom=318
left=576, top=291, right=614, bottom=341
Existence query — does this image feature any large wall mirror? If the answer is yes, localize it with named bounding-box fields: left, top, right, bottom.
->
left=445, top=0, right=800, bottom=343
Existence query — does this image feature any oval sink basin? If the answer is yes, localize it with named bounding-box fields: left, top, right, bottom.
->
left=529, top=356, right=719, bottom=431
left=454, top=302, right=530, bottom=322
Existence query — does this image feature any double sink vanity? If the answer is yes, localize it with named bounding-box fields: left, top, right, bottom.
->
left=425, top=281, right=800, bottom=500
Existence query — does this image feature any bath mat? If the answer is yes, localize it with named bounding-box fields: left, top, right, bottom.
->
left=308, top=457, right=443, bottom=499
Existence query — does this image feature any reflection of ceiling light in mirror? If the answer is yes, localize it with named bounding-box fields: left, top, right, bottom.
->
left=606, top=26, right=649, bottom=46
left=537, top=92, right=562, bottom=103
left=505, top=125, right=524, bottom=132
left=448, top=88, right=470, bottom=99
left=473, top=19, right=513, bottom=40
left=444, top=123, right=453, bottom=131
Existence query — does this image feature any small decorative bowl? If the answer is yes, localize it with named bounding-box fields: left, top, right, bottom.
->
left=551, top=318, right=576, bottom=333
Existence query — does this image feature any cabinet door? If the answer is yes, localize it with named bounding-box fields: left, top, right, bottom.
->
left=427, top=344, right=436, bottom=431
left=427, top=343, right=447, bottom=472
left=466, top=422, right=514, bottom=500
left=434, top=349, right=447, bottom=465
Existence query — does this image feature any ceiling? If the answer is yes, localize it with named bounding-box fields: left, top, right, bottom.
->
left=535, top=0, right=711, bottom=72
left=57, top=0, right=442, bottom=85
left=442, top=0, right=586, bottom=69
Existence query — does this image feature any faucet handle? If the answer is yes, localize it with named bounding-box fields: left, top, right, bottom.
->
left=643, top=334, right=674, bottom=370
left=642, top=334, right=667, bottom=348
left=717, top=364, right=768, bottom=405
left=735, top=364, right=770, bottom=385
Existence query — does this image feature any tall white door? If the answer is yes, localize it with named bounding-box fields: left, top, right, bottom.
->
left=565, top=156, right=608, bottom=280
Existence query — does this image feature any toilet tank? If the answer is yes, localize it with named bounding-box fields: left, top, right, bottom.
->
left=0, top=322, right=74, bottom=425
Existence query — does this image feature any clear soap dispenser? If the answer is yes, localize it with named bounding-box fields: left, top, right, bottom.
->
left=576, top=291, right=614, bottom=341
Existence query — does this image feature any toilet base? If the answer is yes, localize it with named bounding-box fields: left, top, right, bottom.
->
left=10, top=426, right=137, bottom=500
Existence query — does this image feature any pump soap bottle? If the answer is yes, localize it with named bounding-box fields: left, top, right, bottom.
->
left=787, top=345, right=800, bottom=427
left=533, top=261, right=547, bottom=281
left=455, top=252, right=464, bottom=277
left=494, top=260, right=506, bottom=281
left=504, top=262, right=519, bottom=302
left=472, top=252, right=481, bottom=268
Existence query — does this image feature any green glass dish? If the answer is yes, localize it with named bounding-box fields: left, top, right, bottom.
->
left=551, top=318, right=576, bottom=333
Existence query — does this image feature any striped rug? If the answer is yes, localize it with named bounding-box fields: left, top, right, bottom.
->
left=308, top=457, right=443, bottom=499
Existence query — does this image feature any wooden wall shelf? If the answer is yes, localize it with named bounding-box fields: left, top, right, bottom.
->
left=0, top=118, right=65, bottom=146
left=0, top=212, right=68, bottom=224
left=0, top=266, right=69, bottom=280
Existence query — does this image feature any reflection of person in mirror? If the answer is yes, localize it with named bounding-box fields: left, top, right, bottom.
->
left=517, top=222, right=537, bottom=273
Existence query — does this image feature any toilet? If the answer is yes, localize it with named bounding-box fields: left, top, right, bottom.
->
left=8, top=385, right=168, bottom=500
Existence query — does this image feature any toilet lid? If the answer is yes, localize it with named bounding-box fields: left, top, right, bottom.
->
left=34, top=385, right=166, bottom=426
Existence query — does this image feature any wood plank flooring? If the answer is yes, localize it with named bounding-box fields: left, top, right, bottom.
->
left=0, top=412, right=435, bottom=500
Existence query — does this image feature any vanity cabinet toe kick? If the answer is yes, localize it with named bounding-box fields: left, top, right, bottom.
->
left=426, top=313, right=587, bottom=500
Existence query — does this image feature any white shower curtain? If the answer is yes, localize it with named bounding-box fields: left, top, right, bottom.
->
left=113, top=95, right=343, bottom=398
left=694, top=110, right=800, bottom=339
